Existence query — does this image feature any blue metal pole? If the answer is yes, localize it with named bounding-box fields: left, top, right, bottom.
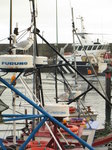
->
left=0, top=77, right=95, bottom=150
left=3, top=115, right=45, bottom=122
left=2, top=114, right=44, bottom=117
left=0, top=139, right=7, bottom=150
left=19, top=117, right=48, bottom=150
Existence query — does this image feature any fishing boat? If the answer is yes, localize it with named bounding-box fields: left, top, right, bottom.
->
left=0, top=1, right=111, bottom=150
left=57, top=16, right=109, bottom=75
left=57, top=51, right=96, bottom=75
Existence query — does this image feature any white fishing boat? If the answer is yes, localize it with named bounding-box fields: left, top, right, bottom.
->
left=57, top=16, right=109, bottom=75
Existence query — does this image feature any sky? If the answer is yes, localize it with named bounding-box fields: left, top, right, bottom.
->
left=0, top=0, right=112, bottom=44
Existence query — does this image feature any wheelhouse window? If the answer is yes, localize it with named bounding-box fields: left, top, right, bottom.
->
left=93, top=45, right=97, bottom=50
left=97, top=45, right=102, bottom=49
left=87, top=45, right=92, bottom=50
left=78, top=46, right=82, bottom=51
left=84, top=46, right=87, bottom=50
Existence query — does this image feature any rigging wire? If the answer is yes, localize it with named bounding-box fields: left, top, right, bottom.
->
left=0, top=37, right=9, bottom=43
left=0, top=72, right=8, bottom=77
left=67, top=3, right=110, bottom=103
left=0, top=27, right=31, bottom=44
left=74, top=30, right=109, bottom=101
left=37, top=31, right=112, bottom=107
left=16, top=30, right=28, bottom=42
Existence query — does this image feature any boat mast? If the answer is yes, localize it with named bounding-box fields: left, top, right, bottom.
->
left=32, top=0, right=44, bottom=106
left=9, top=0, right=16, bottom=144
left=9, top=0, right=12, bottom=47
left=30, top=0, right=45, bottom=133
left=55, top=0, right=58, bottom=103
left=56, top=0, right=58, bottom=45
left=30, top=0, right=38, bottom=134
left=71, top=7, right=77, bottom=83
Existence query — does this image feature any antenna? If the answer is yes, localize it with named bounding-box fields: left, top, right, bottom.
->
left=56, top=0, right=58, bottom=46
left=9, top=0, right=12, bottom=46
left=71, top=7, right=77, bottom=83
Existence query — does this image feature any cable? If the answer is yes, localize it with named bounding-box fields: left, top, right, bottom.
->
left=0, top=37, right=9, bottom=42
left=0, top=72, right=8, bottom=77
left=74, top=29, right=109, bottom=101
left=67, top=4, right=110, bottom=104
left=36, top=31, right=112, bottom=107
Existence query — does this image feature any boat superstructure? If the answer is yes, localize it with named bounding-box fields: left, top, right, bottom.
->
left=74, top=16, right=108, bottom=62
left=57, top=16, right=109, bottom=75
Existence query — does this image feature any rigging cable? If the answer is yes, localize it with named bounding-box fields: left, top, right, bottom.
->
left=67, top=3, right=111, bottom=105
left=36, top=31, right=112, bottom=107
left=74, top=29, right=110, bottom=102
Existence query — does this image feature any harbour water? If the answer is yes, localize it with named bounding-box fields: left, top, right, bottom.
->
left=0, top=73, right=111, bottom=148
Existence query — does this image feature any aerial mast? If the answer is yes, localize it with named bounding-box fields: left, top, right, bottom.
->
left=9, top=0, right=12, bottom=50
left=56, top=0, right=58, bottom=45
left=30, top=0, right=38, bottom=135
left=30, top=0, right=44, bottom=136
left=9, top=0, right=17, bottom=145
left=71, top=7, right=77, bottom=83
left=55, top=0, right=58, bottom=103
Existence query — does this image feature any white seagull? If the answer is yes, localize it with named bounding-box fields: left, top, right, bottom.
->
left=11, top=34, right=34, bottom=51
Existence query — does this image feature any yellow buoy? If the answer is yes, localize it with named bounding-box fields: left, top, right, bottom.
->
left=11, top=74, right=16, bottom=85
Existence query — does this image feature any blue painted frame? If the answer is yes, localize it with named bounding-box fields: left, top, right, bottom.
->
left=0, top=77, right=95, bottom=150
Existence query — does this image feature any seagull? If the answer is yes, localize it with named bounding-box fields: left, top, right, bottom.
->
left=13, top=37, right=34, bottom=51
left=11, top=34, right=34, bottom=51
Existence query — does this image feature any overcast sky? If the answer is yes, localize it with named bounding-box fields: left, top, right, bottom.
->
left=0, top=0, right=112, bottom=44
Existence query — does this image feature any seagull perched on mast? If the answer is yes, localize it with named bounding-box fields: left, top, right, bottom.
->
left=11, top=34, right=34, bottom=51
